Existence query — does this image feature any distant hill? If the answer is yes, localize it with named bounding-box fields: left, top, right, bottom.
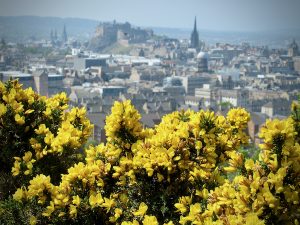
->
left=151, top=27, right=300, bottom=48
left=0, top=16, right=99, bottom=42
left=0, top=16, right=299, bottom=48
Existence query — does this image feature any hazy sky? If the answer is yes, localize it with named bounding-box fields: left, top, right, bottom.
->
left=0, top=0, right=300, bottom=31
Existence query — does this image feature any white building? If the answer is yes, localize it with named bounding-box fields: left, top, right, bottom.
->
left=195, top=84, right=218, bottom=108
left=220, top=89, right=249, bottom=108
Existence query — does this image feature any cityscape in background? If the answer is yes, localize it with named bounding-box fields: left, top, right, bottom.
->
left=1, top=7, right=300, bottom=146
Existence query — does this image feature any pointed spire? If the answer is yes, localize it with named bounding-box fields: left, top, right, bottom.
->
left=54, top=29, right=57, bottom=40
left=190, top=16, right=200, bottom=50
left=62, top=24, right=68, bottom=43
left=50, top=29, right=53, bottom=41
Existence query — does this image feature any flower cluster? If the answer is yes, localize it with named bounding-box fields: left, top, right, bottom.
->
left=200, top=116, right=300, bottom=224
left=0, top=79, right=92, bottom=199
left=1, top=87, right=300, bottom=225
left=105, top=100, right=144, bottom=149
left=11, top=101, right=255, bottom=224
left=30, top=107, right=93, bottom=160
left=11, top=151, right=36, bottom=176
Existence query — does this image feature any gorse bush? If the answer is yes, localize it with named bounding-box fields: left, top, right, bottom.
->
left=0, top=79, right=93, bottom=199
left=0, top=80, right=299, bottom=225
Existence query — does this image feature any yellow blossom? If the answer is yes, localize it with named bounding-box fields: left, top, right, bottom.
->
left=89, top=192, right=103, bottom=208
left=133, top=202, right=148, bottom=217
left=142, top=215, right=158, bottom=225
left=15, top=113, right=25, bottom=125
left=29, top=216, right=37, bottom=225
left=0, top=103, right=7, bottom=116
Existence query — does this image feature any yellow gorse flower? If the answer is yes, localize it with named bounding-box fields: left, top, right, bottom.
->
left=5, top=95, right=300, bottom=225
left=133, top=202, right=148, bottom=217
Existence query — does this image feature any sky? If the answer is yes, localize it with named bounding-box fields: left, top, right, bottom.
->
left=0, top=0, right=300, bottom=31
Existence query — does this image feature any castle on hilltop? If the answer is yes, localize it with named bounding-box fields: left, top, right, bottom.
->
left=89, top=20, right=153, bottom=52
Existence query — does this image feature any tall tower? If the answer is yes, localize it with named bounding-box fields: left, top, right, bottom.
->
left=50, top=29, right=54, bottom=42
left=288, top=39, right=299, bottom=57
left=190, top=17, right=200, bottom=50
left=33, top=70, right=48, bottom=97
left=54, top=29, right=57, bottom=41
left=62, top=25, right=68, bottom=43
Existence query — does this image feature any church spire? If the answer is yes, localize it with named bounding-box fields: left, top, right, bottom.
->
left=194, top=16, right=197, bottom=33
left=62, top=24, right=68, bottom=43
left=190, top=17, right=200, bottom=50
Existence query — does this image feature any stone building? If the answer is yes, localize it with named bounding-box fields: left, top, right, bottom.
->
left=197, top=52, right=209, bottom=72
left=0, top=70, right=64, bottom=97
left=293, top=56, right=300, bottom=74
left=89, top=21, right=153, bottom=51
left=33, top=70, right=48, bottom=97
left=288, top=39, right=299, bottom=57
left=261, top=100, right=291, bottom=118
left=181, top=75, right=211, bottom=96
left=247, top=112, right=267, bottom=146
left=195, top=84, right=218, bottom=108
left=1, top=71, right=35, bottom=90
left=219, top=89, right=249, bottom=108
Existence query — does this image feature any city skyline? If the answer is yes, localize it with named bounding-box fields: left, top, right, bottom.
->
left=0, top=0, right=300, bottom=32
